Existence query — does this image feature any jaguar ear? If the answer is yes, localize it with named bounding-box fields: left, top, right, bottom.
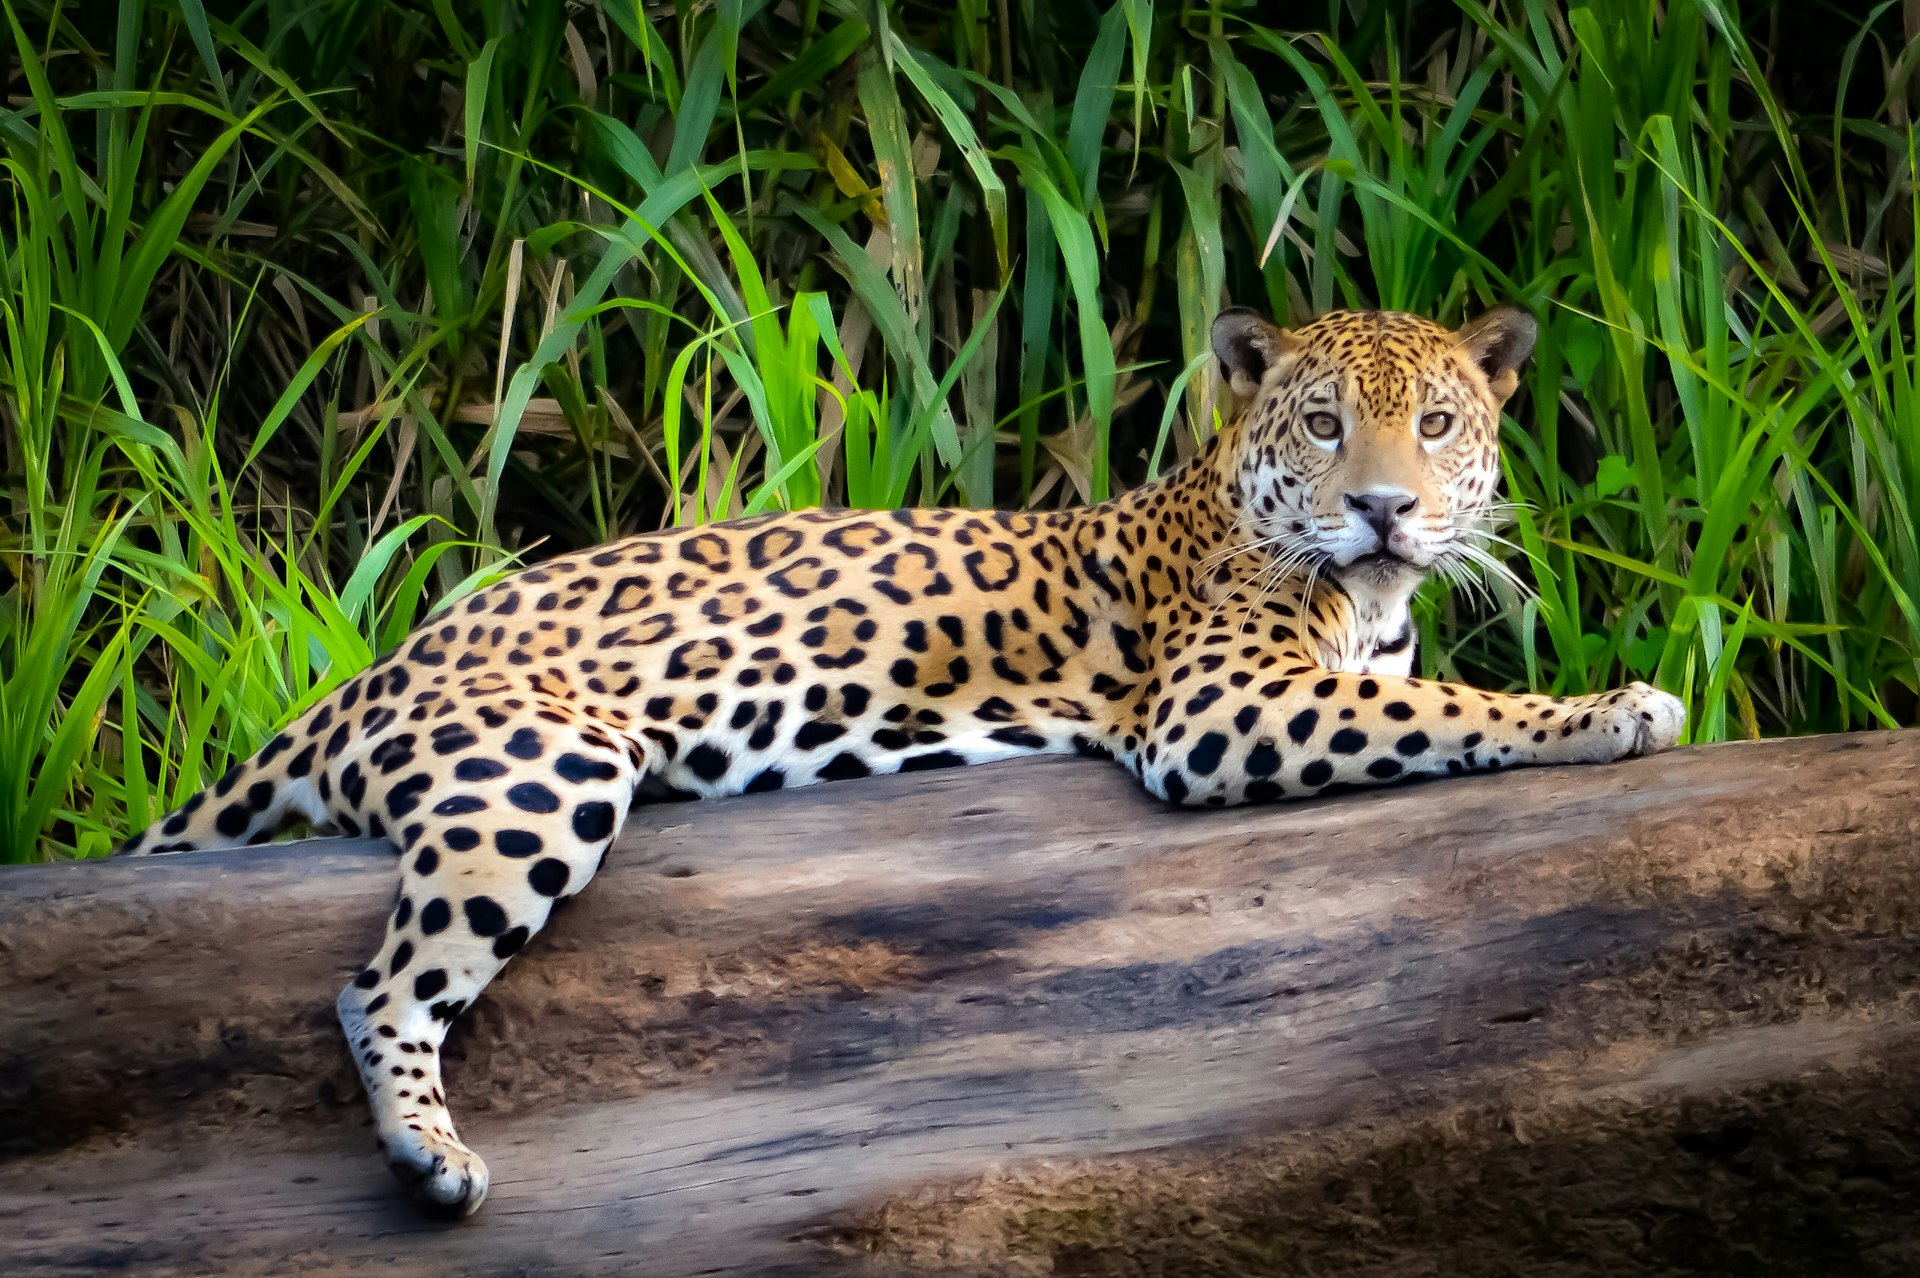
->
left=1455, top=305, right=1539, bottom=400
left=1211, top=308, right=1301, bottom=401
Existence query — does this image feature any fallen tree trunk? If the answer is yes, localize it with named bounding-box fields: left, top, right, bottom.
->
left=4, top=732, right=1920, bottom=1275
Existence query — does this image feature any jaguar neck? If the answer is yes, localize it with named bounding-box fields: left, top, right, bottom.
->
left=1093, top=422, right=1245, bottom=557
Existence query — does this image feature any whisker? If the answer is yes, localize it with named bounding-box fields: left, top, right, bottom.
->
left=1205, top=547, right=1293, bottom=626
left=1453, top=526, right=1529, bottom=555
left=1211, top=542, right=1318, bottom=631
left=1197, top=535, right=1291, bottom=575
left=1233, top=545, right=1318, bottom=638
left=1434, top=553, right=1478, bottom=610
left=1447, top=541, right=1534, bottom=603
left=1299, top=559, right=1324, bottom=643
left=1234, top=567, right=1282, bottom=640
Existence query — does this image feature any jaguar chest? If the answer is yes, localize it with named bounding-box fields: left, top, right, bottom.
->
left=1319, top=597, right=1417, bottom=677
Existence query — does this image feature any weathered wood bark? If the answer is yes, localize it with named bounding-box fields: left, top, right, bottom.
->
left=4, top=732, right=1920, bottom=1275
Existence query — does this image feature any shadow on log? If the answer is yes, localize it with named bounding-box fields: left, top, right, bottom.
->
left=3, top=732, right=1920, bottom=1274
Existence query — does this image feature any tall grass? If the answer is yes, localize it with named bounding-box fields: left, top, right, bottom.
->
left=1, top=0, right=1915, bottom=861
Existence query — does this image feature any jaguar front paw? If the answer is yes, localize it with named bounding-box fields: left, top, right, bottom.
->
left=1588, top=681, right=1686, bottom=760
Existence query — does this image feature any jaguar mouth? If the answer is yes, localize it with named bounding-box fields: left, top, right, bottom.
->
left=1339, top=549, right=1425, bottom=582
left=1347, top=549, right=1415, bottom=569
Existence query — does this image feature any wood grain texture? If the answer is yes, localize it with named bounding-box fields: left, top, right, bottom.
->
left=4, top=732, right=1919, bottom=1275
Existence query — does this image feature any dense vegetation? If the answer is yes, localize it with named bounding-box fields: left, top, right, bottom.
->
left=2, top=0, right=1915, bottom=860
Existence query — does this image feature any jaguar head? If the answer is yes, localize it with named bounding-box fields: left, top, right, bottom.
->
left=1211, top=304, right=1537, bottom=601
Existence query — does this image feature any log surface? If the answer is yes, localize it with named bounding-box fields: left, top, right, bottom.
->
left=3, top=731, right=1919, bottom=1275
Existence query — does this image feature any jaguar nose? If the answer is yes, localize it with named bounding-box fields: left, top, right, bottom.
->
left=1343, top=490, right=1419, bottom=544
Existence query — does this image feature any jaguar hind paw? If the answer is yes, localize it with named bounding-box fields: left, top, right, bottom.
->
left=383, top=1128, right=490, bottom=1217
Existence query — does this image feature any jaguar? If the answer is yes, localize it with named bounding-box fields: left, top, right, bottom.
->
left=117, top=302, right=1685, bottom=1215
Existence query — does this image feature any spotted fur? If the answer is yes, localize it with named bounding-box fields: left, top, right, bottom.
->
left=115, top=304, right=1684, bottom=1215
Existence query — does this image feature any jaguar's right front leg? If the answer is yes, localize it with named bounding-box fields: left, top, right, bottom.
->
left=1125, top=670, right=1685, bottom=807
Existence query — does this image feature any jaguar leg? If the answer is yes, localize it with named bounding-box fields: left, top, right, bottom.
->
left=334, top=719, right=640, bottom=1215
left=1126, top=671, right=1684, bottom=807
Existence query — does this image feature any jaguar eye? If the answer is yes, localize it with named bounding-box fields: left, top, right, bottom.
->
left=1304, top=411, right=1342, bottom=442
left=1419, top=411, right=1456, bottom=440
